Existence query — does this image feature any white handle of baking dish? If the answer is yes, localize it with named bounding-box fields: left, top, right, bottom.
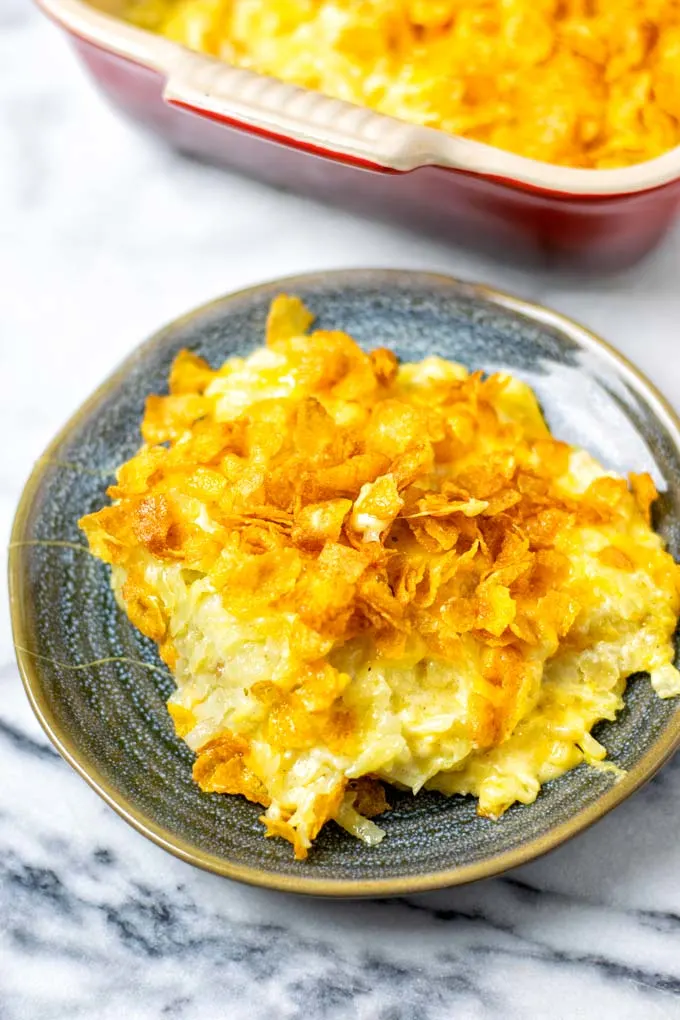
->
left=163, top=56, right=441, bottom=172
left=163, top=53, right=667, bottom=193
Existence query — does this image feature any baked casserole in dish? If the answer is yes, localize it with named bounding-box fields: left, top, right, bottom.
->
left=38, top=1, right=680, bottom=262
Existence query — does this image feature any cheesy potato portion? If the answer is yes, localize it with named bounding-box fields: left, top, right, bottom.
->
left=80, top=296, right=680, bottom=858
left=122, top=0, right=680, bottom=169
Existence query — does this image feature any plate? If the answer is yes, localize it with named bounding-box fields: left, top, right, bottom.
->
left=10, top=269, right=680, bottom=895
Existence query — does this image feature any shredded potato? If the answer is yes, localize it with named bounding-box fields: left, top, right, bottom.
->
left=123, top=0, right=680, bottom=168
left=80, top=295, right=680, bottom=857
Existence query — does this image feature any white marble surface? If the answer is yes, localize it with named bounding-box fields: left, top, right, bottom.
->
left=3, top=6, right=680, bottom=1020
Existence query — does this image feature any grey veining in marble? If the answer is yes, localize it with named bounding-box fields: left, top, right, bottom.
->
left=2, top=6, right=680, bottom=1020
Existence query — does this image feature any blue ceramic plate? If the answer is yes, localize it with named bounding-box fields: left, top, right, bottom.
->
left=10, top=270, right=680, bottom=895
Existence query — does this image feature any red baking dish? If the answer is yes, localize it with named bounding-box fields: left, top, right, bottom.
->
left=40, top=0, right=680, bottom=269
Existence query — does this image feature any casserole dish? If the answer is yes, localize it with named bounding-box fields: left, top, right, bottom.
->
left=39, top=0, right=680, bottom=268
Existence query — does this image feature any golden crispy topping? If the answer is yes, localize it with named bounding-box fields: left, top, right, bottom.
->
left=193, top=732, right=272, bottom=807
left=629, top=471, right=658, bottom=524
left=81, top=296, right=661, bottom=701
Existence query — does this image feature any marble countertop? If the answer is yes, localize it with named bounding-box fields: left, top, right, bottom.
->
left=3, top=7, right=680, bottom=1020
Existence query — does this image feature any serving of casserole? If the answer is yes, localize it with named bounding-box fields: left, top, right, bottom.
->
left=12, top=269, right=680, bottom=891
left=79, top=292, right=680, bottom=859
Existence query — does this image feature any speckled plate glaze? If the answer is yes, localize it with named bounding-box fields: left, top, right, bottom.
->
left=10, top=270, right=680, bottom=896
